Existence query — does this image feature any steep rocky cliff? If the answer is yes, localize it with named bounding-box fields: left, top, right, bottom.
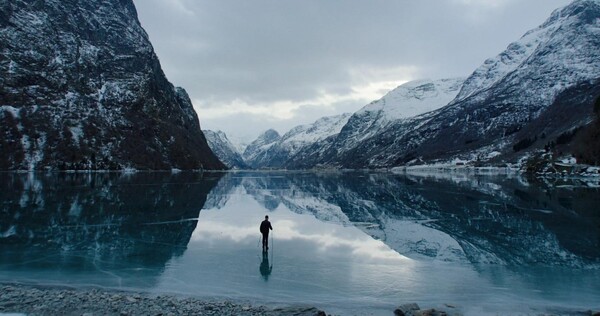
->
left=0, top=0, right=224, bottom=170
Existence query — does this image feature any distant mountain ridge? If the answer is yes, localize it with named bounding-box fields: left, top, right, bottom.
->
left=242, top=129, right=282, bottom=169
left=0, top=0, right=224, bottom=170
left=222, top=76, right=466, bottom=170
left=232, top=113, right=350, bottom=169
left=204, top=113, right=353, bottom=169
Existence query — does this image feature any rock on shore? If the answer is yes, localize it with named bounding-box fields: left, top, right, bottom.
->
left=0, top=284, right=326, bottom=316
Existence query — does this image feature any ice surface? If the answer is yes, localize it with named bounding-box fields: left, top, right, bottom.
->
left=0, top=172, right=598, bottom=315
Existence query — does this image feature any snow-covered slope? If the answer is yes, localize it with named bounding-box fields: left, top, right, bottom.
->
left=338, top=78, right=464, bottom=148
left=274, top=113, right=352, bottom=164
left=0, top=0, right=224, bottom=170
left=227, top=135, right=252, bottom=155
left=360, top=78, right=465, bottom=121
left=203, top=130, right=249, bottom=169
left=287, top=0, right=600, bottom=169
left=282, top=114, right=352, bottom=151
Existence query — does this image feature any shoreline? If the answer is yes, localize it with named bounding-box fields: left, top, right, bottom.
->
left=0, top=283, right=327, bottom=316
left=1, top=283, right=599, bottom=316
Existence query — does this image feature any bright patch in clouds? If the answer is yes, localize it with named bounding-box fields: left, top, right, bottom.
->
left=193, top=79, right=408, bottom=121
left=194, top=66, right=415, bottom=122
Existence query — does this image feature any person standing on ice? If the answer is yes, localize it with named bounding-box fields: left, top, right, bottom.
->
left=260, top=215, right=273, bottom=252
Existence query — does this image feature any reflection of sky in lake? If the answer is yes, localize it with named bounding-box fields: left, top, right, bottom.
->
left=151, top=185, right=600, bottom=315
left=154, top=192, right=421, bottom=314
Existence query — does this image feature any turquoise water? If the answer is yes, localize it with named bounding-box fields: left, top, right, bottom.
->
left=1, top=171, right=599, bottom=315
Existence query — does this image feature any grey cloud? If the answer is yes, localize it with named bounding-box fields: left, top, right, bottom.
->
left=134, top=0, right=572, bottom=137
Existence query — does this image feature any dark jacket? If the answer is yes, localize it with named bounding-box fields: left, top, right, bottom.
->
left=260, top=220, right=272, bottom=234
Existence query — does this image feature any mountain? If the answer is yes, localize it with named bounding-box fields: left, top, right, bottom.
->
left=203, top=130, right=248, bottom=169
left=227, top=134, right=252, bottom=155
left=0, top=0, right=224, bottom=170
left=288, top=0, right=600, bottom=169
left=242, top=129, right=281, bottom=168
left=345, top=78, right=465, bottom=144
left=286, top=78, right=465, bottom=168
left=243, top=113, right=352, bottom=169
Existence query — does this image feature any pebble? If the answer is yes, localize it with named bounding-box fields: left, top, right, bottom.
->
left=126, top=296, right=138, bottom=303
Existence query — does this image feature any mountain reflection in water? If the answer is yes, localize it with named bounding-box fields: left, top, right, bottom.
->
left=207, top=171, right=600, bottom=267
left=0, top=172, right=222, bottom=288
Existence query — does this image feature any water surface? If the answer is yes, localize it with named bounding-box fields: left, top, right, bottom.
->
left=1, top=171, right=599, bottom=315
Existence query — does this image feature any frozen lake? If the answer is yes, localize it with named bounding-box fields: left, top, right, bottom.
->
left=1, top=171, right=599, bottom=315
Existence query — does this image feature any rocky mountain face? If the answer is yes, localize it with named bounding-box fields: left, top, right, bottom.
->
left=0, top=0, right=224, bottom=170
left=203, top=130, right=249, bottom=169
left=241, top=113, right=352, bottom=169
left=287, top=0, right=600, bottom=169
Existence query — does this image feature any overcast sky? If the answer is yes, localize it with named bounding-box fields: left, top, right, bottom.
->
left=133, top=0, right=571, bottom=142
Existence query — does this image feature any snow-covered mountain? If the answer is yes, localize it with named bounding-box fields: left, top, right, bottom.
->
left=0, top=0, right=224, bottom=170
left=203, top=130, right=249, bottom=169
left=244, top=113, right=352, bottom=168
left=284, top=78, right=465, bottom=168
left=242, top=129, right=282, bottom=168
left=359, top=78, right=465, bottom=120
left=227, top=135, right=252, bottom=155
left=335, top=78, right=465, bottom=154
left=287, top=0, right=600, bottom=169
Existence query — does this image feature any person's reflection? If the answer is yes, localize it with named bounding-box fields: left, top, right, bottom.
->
left=259, top=251, right=272, bottom=281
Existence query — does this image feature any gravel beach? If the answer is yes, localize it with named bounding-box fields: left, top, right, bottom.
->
left=0, top=284, right=327, bottom=316
left=2, top=284, right=599, bottom=316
